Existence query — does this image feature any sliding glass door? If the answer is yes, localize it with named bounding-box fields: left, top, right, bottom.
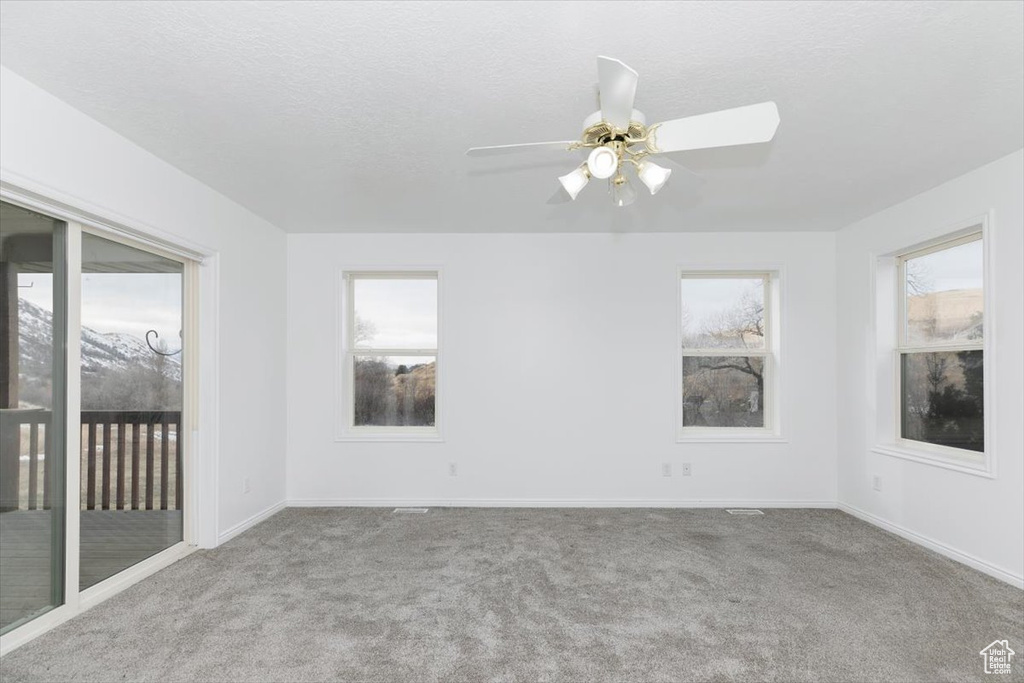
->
left=0, top=201, right=67, bottom=633
left=79, top=233, right=185, bottom=590
left=1, top=200, right=195, bottom=639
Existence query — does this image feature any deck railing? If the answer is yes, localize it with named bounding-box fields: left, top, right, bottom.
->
left=0, top=409, right=183, bottom=512
left=0, top=409, right=52, bottom=512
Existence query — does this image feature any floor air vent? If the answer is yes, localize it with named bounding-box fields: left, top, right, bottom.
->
left=393, top=508, right=429, bottom=514
left=725, top=509, right=764, bottom=515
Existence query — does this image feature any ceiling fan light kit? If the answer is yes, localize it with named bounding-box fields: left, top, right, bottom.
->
left=637, top=161, right=672, bottom=195
left=586, top=146, right=619, bottom=179
left=558, top=167, right=591, bottom=200
left=610, top=174, right=637, bottom=207
left=467, top=56, right=780, bottom=209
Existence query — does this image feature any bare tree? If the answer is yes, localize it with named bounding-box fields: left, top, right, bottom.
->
left=692, top=360, right=735, bottom=425
left=905, top=260, right=932, bottom=296
left=354, top=314, right=376, bottom=345
left=925, top=354, right=948, bottom=398
left=353, top=358, right=391, bottom=425
left=700, top=288, right=764, bottom=399
left=682, top=285, right=766, bottom=426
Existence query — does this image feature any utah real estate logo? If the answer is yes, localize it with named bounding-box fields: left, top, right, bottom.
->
left=980, top=640, right=1015, bottom=675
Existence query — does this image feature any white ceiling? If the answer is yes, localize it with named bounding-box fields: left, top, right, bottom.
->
left=1, top=1, right=1022, bottom=233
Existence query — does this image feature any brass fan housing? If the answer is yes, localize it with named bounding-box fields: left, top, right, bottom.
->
left=581, top=120, right=649, bottom=147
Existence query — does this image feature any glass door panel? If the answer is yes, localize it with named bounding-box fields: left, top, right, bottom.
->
left=0, top=201, right=67, bottom=633
left=79, top=233, right=184, bottom=590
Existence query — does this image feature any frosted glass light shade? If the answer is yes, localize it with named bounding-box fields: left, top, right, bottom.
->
left=586, top=146, right=619, bottom=179
left=558, top=168, right=590, bottom=200
left=638, top=161, right=672, bottom=195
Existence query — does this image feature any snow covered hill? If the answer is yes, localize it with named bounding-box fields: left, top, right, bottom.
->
left=17, top=298, right=181, bottom=409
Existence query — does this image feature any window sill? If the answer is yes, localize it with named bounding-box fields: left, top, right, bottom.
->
left=871, top=444, right=993, bottom=479
left=335, top=429, right=444, bottom=443
left=677, top=432, right=787, bottom=444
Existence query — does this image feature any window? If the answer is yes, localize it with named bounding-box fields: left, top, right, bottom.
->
left=897, top=233, right=984, bottom=459
left=341, top=271, right=439, bottom=438
left=679, top=272, right=778, bottom=439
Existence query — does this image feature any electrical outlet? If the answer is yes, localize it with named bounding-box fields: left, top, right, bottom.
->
left=872, top=475, right=882, bottom=492
left=242, top=477, right=251, bottom=494
left=680, top=463, right=692, bottom=477
left=661, top=463, right=672, bottom=477
left=448, top=462, right=458, bottom=477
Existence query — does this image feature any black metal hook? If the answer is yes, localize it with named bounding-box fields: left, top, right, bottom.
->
left=146, top=330, right=182, bottom=357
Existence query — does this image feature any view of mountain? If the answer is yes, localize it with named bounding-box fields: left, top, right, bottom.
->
left=907, top=288, right=983, bottom=341
left=17, top=298, right=181, bottom=410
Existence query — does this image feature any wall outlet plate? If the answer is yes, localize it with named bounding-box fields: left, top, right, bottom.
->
left=661, top=463, right=672, bottom=477
left=448, top=462, right=458, bottom=477
left=872, top=475, right=882, bottom=492
left=680, top=463, right=692, bottom=477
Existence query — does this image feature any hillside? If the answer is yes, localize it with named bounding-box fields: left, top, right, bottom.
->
left=16, top=298, right=181, bottom=410
left=906, top=288, right=983, bottom=341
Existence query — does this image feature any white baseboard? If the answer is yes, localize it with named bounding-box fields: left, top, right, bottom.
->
left=838, top=502, right=1024, bottom=589
left=217, top=500, right=287, bottom=546
left=288, top=498, right=837, bottom=509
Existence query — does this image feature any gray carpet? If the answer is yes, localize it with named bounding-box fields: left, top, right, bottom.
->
left=1, top=508, right=1021, bottom=682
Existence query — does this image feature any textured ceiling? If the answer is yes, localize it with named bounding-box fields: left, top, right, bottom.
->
left=1, top=1, right=1022, bottom=233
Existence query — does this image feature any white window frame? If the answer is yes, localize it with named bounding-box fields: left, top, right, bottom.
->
left=336, top=269, right=442, bottom=442
left=870, top=212, right=995, bottom=478
left=892, top=230, right=987, bottom=467
left=677, top=269, right=783, bottom=442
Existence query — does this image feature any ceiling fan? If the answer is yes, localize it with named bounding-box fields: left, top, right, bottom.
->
left=467, top=56, right=780, bottom=207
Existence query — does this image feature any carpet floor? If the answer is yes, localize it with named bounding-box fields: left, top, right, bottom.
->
left=1, top=508, right=1021, bottom=682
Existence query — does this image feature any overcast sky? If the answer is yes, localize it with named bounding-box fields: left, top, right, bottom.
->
left=907, top=239, right=983, bottom=293
left=353, top=278, right=437, bottom=349
left=19, top=272, right=182, bottom=343
left=680, top=277, right=762, bottom=338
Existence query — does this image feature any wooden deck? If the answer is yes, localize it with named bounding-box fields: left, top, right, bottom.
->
left=0, top=509, right=181, bottom=630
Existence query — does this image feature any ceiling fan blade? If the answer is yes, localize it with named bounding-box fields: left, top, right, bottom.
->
left=546, top=187, right=572, bottom=205
left=655, top=157, right=705, bottom=185
left=466, top=141, right=576, bottom=157
left=648, top=102, right=780, bottom=154
left=597, top=56, right=638, bottom=131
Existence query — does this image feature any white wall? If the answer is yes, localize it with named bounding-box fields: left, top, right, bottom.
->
left=0, top=67, right=288, bottom=544
left=836, top=149, right=1024, bottom=584
left=287, top=232, right=837, bottom=506
left=9, top=56, right=1016, bottom=586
